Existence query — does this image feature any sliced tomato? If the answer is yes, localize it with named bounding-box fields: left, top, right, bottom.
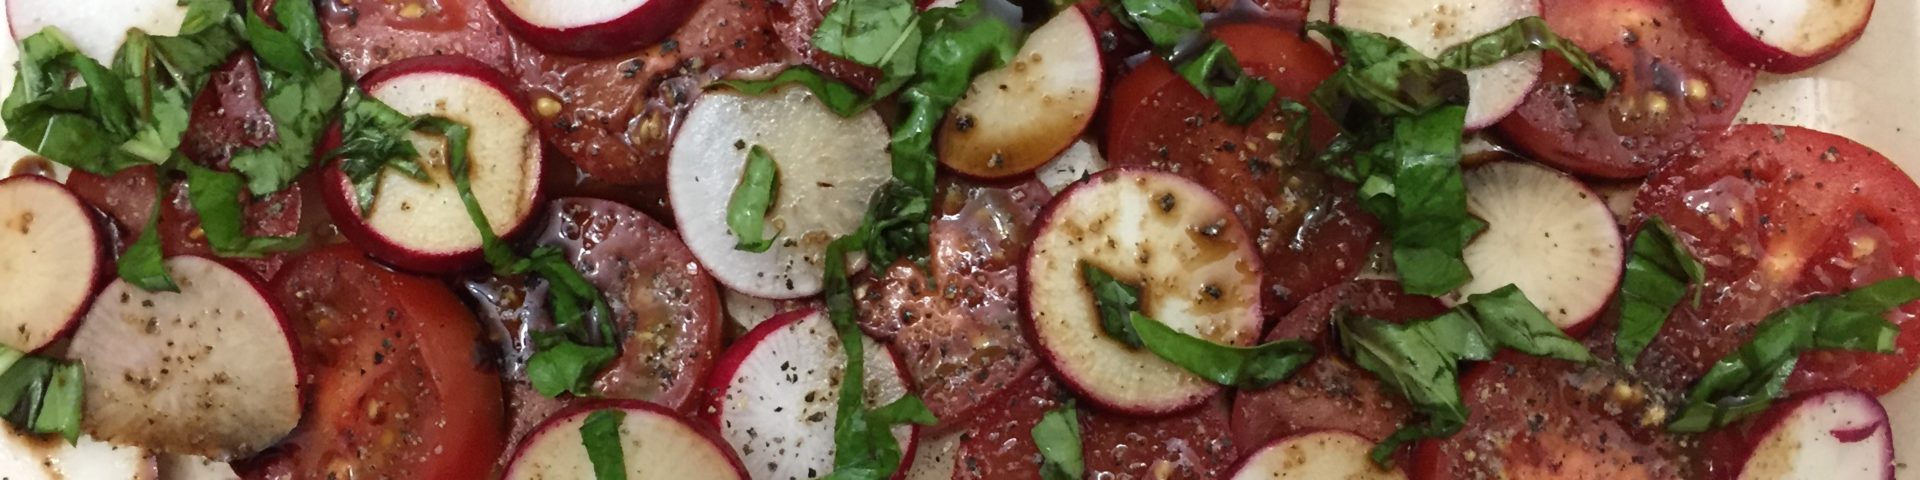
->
left=953, top=368, right=1070, bottom=480
left=238, top=245, right=507, bottom=480
left=181, top=53, right=277, bottom=169
left=1081, top=396, right=1237, bottom=479
left=65, top=165, right=308, bottom=280
left=859, top=178, right=1048, bottom=429
left=1494, top=0, right=1755, bottom=179
left=1631, top=125, right=1920, bottom=396
left=1412, top=353, right=1694, bottom=480
left=1229, top=280, right=1444, bottom=459
left=1106, top=22, right=1380, bottom=316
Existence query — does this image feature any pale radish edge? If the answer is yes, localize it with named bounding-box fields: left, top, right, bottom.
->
left=1227, top=430, right=1407, bottom=480
left=0, top=175, right=106, bottom=352
left=1452, top=161, right=1624, bottom=333
left=503, top=399, right=748, bottom=480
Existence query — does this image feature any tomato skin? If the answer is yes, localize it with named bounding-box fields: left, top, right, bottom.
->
left=1105, top=23, right=1380, bottom=316
left=181, top=53, right=277, bottom=169
left=952, top=369, right=1070, bottom=480
left=1494, top=0, right=1755, bottom=179
left=1631, top=125, right=1920, bottom=396
left=239, top=245, right=507, bottom=480
left=64, top=166, right=310, bottom=280
left=1081, top=396, right=1237, bottom=479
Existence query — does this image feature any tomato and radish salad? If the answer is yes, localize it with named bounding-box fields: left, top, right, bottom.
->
left=0, top=0, right=1914, bottom=478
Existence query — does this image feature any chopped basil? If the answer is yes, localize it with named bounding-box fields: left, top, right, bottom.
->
left=229, top=0, right=348, bottom=195
left=1117, top=0, right=1201, bottom=49
left=821, top=235, right=938, bottom=480
left=1083, top=262, right=1144, bottom=347
left=713, top=68, right=869, bottom=117
left=32, top=363, right=81, bottom=444
left=1031, top=404, right=1084, bottom=480
left=1338, top=285, right=1589, bottom=464
left=0, top=348, right=83, bottom=444
left=118, top=179, right=177, bottom=292
left=812, top=0, right=920, bottom=70
left=1436, top=17, right=1615, bottom=95
left=728, top=146, right=781, bottom=253
left=1614, top=218, right=1704, bottom=365
left=1112, top=0, right=1272, bottom=125
left=182, top=165, right=307, bottom=257
left=330, top=90, right=431, bottom=213
left=579, top=409, right=628, bottom=480
left=526, top=339, right=619, bottom=397
left=1669, top=277, right=1920, bottom=432
left=1132, top=312, right=1315, bottom=388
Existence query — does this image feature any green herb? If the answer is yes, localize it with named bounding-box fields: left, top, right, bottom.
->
left=1083, top=262, right=1144, bottom=347
left=1614, top=218, right=1704, bottom=365
left=579, top=409, right=628, bottom=480
left=0, top=348, right=82, bottom=444
left=1031, top=404, right=1084, bottom=480
left=728, top=146, right=781, bottom=253
left=526, top=340, right=618, bottom=397
left=713, top=68, right=870, bottom=117
left=1338, top=285, right=1589, bottom=464
left=821, top=235, right=938, bottom=480
left=182, top=165, right=307, bottom=257
left=1117, top=0, right=1201, bottom=48
left=118, top=180, right=177, bottom=292
left=812, top=0, right=920, bottom=70
left=1111, top=0, right=1272, bottom=125
left=1132, top=312, right=1315, bottom=388
left=330, top=90, right=430, bottom=213
left=1436, top=17, right=1614, bottom=94
left=1669, top=277, right=1920, bottom=432
left=229, top=0, right=348, bottom=195
left=31, top=363, right=81, bottom=444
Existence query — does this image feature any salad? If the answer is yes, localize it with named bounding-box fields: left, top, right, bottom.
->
left=0, top=0, right=1908, bottom=478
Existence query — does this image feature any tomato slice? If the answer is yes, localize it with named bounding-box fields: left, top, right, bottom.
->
left=1413, top=353, right=1694, bottom=480
left=953, top=368, right=1070, bottom=479
left=1082, top=396, right=1237, bottom=479
left=181, top=54, right=277, bottom=169
left=860, top=178, right=1048, bottom=429
left=65, top=165, right=308, bottom=280
left=1494, top=0, right=1755, bottom=179
left=1631, top=125, right=1920, bottom=396
left=1229, top=280, right=1443, bottom=460
left=1105, top=22, right=1379, bottom=316
left=239, top=245, right=507, bottom=480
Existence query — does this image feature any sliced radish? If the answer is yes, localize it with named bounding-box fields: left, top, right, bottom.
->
left=669, top=86, right=892, bottom=299
left=488, top=0, right=695, bottom=57
left=1453, top=161, right=1623, bottom=333
left=1686, top=0, right=1874, bottom=73
left=1332, top=0, right=1544, bottom=129
left=1227, top=430, right=1406, bottom=480
left=320, top=56, right=544, bottom=274
left=703, top=309, right=918, bottom=479
left=902, top=431, right=959, bottom=480
left=937, top=7, right=1101, bottom=179
left=722, top=288, right=819, bottom=330
left=158, top=454, right=239, bottom=480
left=504, top=400, right=748, bottom=479
left=0, top=425, right=157, bottom=480
left=1034, top=138, right=1107, bottom=195
left=0, top=175, right=105, bottom=351
left=7, top=0, right=184, bottom=62
left=1731, top=389, right=1893, bottom=480
left=1023, top=168, right=1265, bottom=415
left=69, top=255, right=301, bottom=459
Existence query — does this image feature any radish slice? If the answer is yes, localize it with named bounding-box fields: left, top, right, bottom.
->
left=1734, top=389, right=1893, bottom=480
left=721, top=289, right=819, bottom=330
left=669, top=86, right=893, bottom=299
left=1453, top=161, right=1623, bottom=333
left=69, top=256, right=301, bottom=459
left=158, top=454, right=239, bottom=480
left=903, top=431, right=959, bottom=480
left=320, top=56, right=545, bottom=274
left=1023, top=169, right=1265, bottom=415
left=937, top=8, right=1102, bottom=179
left=1687, top=0, right=1875, bottom=73
left=0, top=425, right=157, bottom=480
left=0, top=175, right=105, bottom=351
left=488, top=0, right=695, bottom=57
left=1228, top=430, right=1405, bottom=479
left=1332, top=0, right=1544, bottom=129
left=504, top=400, right=748, bottom=479
left=1035, top=139, right=1107, bottom=195
left=7, top=0, right=183, bottom=62
left=703, top=309, right=918, bottom=478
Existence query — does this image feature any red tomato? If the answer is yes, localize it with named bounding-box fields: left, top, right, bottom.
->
left=1106, top=22, right=1380, bottom=316
left=64, top=165, right=309, bottom=280
left=1229, top=280, right=1444, bottom=459
left=1081, top=396, right=1237, bottom=479
left=1495, top=0, right=1755, bottom=179
left=1413, top=353, right=1694, bottom=480
left=953, top=369, right=1070, bottom=479
left=1631, top=125, right=1920, bottom=396
left=238, top=245, right=507, bottom=480
left=181, top=53, right=276, bottom=169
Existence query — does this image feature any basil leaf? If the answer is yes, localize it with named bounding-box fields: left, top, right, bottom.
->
left=813, top=0, right=920, bottom=68
left=0, top=356, right=51, bottom=429
left=1615, top=218, right=1703, bottom=364
left=714, top=68, right=870, bottom=117
left=1361, top=107, right=1482, bottom=296
left=1132, top=312, right=1316, bottom=388
left=330, top=89, right=429, bottom=213
left=183, top=165, right=307, bottom=257
left=527, top=340, right=619, bottom=397
left=1174, top=42, right=1278, bottom=125
left=1117, top=0, right=1201, bottom=49
left=1031, top=404, right=1084, bottom=480
left=118, top=180, right=177, bottom=292
left=579, top=409, right=628, bottom=480
left=728, top=146, right=781, bottom=253
left=31, top=362, right=81, bottom=444
left=821, top=236, right=938, bottom=480
left=3, top=31, right=140, bottom=174
left=1082, top=262, right=1144, bottom=347
left=1669, top=277, right=1920, bottom=432
left=1464, top=285, right=1592, bottom=362
left=230, top=0, right=348, bottom=195
left=1437, top=16, right=1614, bottom=94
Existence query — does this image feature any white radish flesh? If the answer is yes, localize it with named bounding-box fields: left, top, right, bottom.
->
left=721, top=288, right=818, bottom=331
left=669, top=86, right=892, bottom=299
left=0, top=424, right=157, bottom=480
left=1737, top=389, right=1893, bottom=480
left=158, top=454, right=240, bottom=480
left=903, top=431, right=959, bottom=480
left=1687, top=0, right=1874, bottom=73
left=504, top=401, right=747, bottom=480
left=1035, top=139, right=1107, bottom=195
left=1333, top=0, right=1543, bottom=129
left=7, top=0, right=184, bottom=62
left=1454, top=161, right=1623, bottom=332
left=1228, top=430, right=1406, bottom=480
left=1024, top=169, right=1265, bottom=415
left=69, top=256, right=301, bottom=459
left=704, top=310, right=917, bottom=479
left=937, top=7, right=1102, bottom=179
left=0, top=175, right=104, bottom=351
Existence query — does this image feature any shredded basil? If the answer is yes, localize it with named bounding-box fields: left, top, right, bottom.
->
left=1031, top=404, right=1084, bottom=480
left=812, top=0, right=920, bottom=71
left=713, top=68, right=870, bottom=117
left=118, top=179, right=177, bottom=292
left=228, top=0, right=348, bottom=195
left=1117, top=0, right=1201, bottom=49
left=330, top=90, right=430, bottom=213
left=579, top=409, right=628, bottom=480
left=31, top=363, right=81, bottom=444
left=1436, top=17, right=1615, bottom=95
left=1081, top=264, right=1316, bottom=388
left=820, top=235, right=938, bottom=480
left=1083, top=262, right=1144, bottom=347
left=1112, top=0, right=1272, bottom=124
left=1614, top=218, right=1705, bottom=365
left=728, top=146, right=781, bottom=253
left=1668, top=277, right=1920, bottom=432
left=182, top=165, right=307, bottom=257
left=0, top=347, right=83, bottom=444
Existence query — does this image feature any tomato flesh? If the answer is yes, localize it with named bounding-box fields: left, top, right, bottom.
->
left=65, top=165, right=308, bottom=280
left=1082, top=397, right=1237, bottom=479
left=953, top=369, right=1069, bottom=479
